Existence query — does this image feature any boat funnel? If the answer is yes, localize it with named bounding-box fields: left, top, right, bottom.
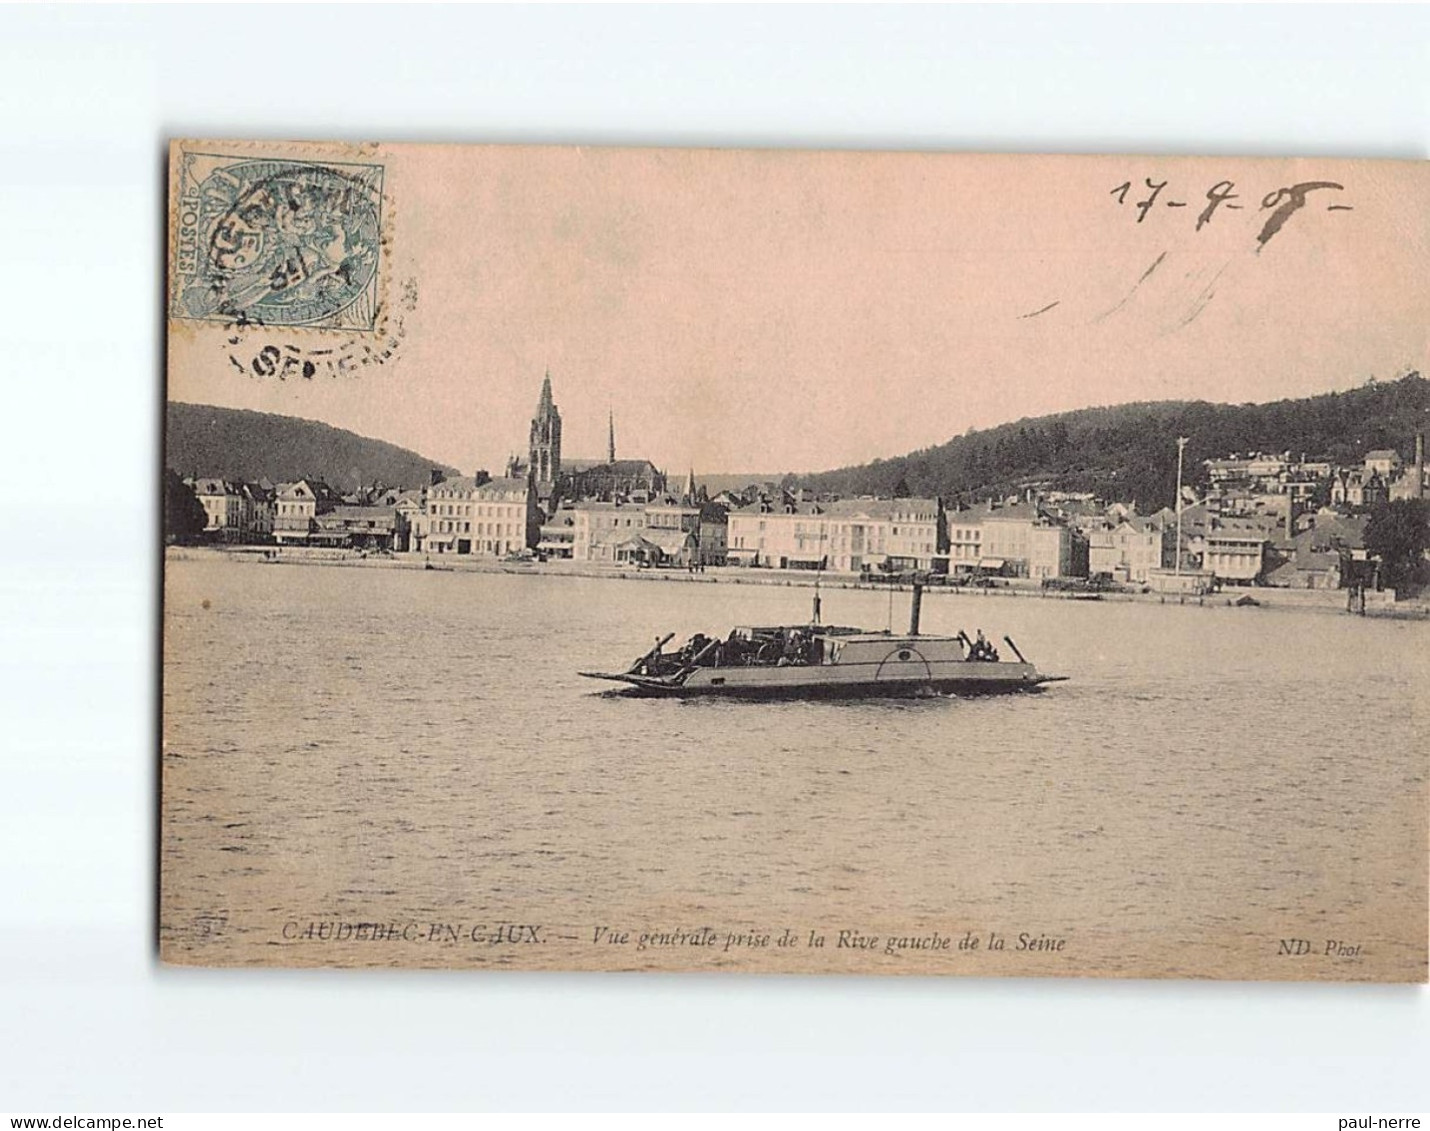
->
left=909, top=580, right=923, bottom=636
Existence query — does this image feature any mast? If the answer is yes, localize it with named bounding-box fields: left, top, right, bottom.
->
left=1174, top=436, right=1188, bottom=577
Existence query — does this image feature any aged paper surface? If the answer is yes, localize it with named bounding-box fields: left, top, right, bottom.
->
left=163, top=140, right=1429, bottom=980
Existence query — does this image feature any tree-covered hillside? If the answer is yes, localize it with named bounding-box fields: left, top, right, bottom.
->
left=789, top=373, right=1429, bottom=509
left=166, top=403, right=458, bottom=490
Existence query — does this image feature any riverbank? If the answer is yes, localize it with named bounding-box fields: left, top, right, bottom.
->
left=164, top=544, right=1430, bottom=620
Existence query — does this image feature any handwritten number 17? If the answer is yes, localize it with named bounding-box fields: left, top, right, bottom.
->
left=1111, top=179, right=1167, bottom=223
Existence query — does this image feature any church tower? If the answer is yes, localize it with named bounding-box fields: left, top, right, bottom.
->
left=528, top=371, right=562, bottom=488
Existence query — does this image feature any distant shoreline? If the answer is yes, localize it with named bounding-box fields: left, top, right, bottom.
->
left=164, top=545, right=1429, bottom=621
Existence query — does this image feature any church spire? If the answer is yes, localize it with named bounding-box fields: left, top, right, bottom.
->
left=529, top=370, right=561, bottom=489
left=607, top=408, right=616, bottom=465
left=684, top=467, right=697, bottom=503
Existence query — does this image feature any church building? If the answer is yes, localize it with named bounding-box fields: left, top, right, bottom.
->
left=564, top=407, right=667, bottom=501
left=510, top=372, right=669, bottom=513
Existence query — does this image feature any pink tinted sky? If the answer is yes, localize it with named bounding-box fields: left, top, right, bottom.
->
left=169, top=145, right=1427, bottom=476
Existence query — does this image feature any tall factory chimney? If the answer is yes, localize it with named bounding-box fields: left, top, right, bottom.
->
left=1416, top=431, right=1425, bottom=500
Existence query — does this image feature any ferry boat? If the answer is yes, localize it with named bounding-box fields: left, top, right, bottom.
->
left=580, top=582, right=1066, bottom=699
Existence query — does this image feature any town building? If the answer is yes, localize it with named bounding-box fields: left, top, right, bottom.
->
left=1331, top=468, right=1389, bottom=508
left=391, top=489, right=425, bottom=552
left=273, top=479, right=340, bottom=545
left=946, top=511, right=983, bottom=572
left=566, top=458, right=667, bottom=503
left=1387, top=433, right=1427, bottom=501
left=1363, top=449, right=1403, bottom=478
left=568, top=500, right=650, bottom=562
left=727, top=497, right=943, bottom=573
left=697, top=501, right=728, bottom=566
left=1027, top=523, right=1073, bottom=581
left=192, top=478, right=244, bottom=541
left=1263, top=522, right=1347, bottom=590
left=311, top=505, right=399, bottom=551
left=239, top=483, right=274, bottom=541
left=548, top=488, right=723, bottom=567
left=978, top=501, right=1071, bottom=579
left=536, top=506, right=577, bottom=560
left=418, top=474, right=538, bottom=557
left=1196, top=520, right=1269, bottom=584
left=1087, top=518, right=1169, bottom=583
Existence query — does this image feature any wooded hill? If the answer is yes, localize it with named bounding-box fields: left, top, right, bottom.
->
left=787, top=373, right=1429, bottom=510
left=165, top=403, right=457, bottom=491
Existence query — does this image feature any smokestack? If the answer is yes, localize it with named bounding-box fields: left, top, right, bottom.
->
left=1417, top=431, right=1425, bottom=500
left=908, top=581, right=923, bottom=636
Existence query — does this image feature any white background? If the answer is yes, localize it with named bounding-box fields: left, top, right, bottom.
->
left=1, top=4, right=1427, bottom=1113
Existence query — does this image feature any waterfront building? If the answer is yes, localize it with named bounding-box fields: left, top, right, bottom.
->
left=828, top=497, right=942, bottom=573
left=1087, top=518, right=1168, bottom=583
left=728, top=500, right=811, bottom=569
left=1264, top=542, right=1342, bottom=589
left=311, top=505, right=399, bottom=551
left=392, top=488, right=425, bottom=552
left=727, top=497, right=942, bottom=573
left=946, top=511, right=983, bottom=573
left=562, top=492, right=703, bottom=567
left=537, top=506, right=577, bottom=560
left=1028, top=522, right=1074, bottom=581
left=192, top=477, right=243, bottom=541
left=726, top=500, right=822, bottom=569
left=273, top=479, right=339, bottom=545
left=238, top=483, right=275, bottom=541
left=1197, top=520, right=1269, bottom=584
left=420, top=474, right=538, bottom=556
left=642, top=494, right=702, bottom=566
left=979, top=501, right=1067, bottom=579
left=697, top=501, right=728, bottom=566
left=644, top=494, right=701, bottom=536
left=569, top=500, right=649, bottom=561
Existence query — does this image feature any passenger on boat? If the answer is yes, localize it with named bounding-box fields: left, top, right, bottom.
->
left=679, top=633, right=711, bottom=663
left=969, top=629, right=1000, bottom=662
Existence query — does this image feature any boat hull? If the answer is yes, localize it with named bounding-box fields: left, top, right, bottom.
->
left=582, top=662, right=1062, bottom=699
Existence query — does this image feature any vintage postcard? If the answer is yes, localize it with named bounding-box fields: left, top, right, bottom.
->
left=162, top=140, right=1429, bottom=980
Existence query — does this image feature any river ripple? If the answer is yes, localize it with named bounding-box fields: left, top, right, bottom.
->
left=161, top=558, right=1428, bottom=980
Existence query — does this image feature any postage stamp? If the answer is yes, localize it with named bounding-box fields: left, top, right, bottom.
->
left=170, top=151, right=385, bottom=331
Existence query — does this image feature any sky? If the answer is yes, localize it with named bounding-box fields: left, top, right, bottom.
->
left=168, top=145, right=1428, bottom=477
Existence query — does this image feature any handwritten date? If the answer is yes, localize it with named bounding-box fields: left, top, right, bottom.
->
left=1110, top=177, right=1350, bottom=248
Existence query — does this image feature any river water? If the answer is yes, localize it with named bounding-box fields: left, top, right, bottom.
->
left=160, top=558, right=1428, bottom=980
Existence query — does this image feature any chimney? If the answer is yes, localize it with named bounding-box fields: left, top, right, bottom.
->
left=474, top=469, right=491, bottom=487
left=1417, top=431, right=1425, bottom=500
left=908, top=581, right=923, bottom=636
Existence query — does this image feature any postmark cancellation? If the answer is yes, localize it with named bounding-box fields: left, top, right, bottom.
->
left=170, top=149, right=385, bottom=332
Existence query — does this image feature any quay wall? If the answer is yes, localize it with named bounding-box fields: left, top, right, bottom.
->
left=164, top=545, right=1430, bottom=620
